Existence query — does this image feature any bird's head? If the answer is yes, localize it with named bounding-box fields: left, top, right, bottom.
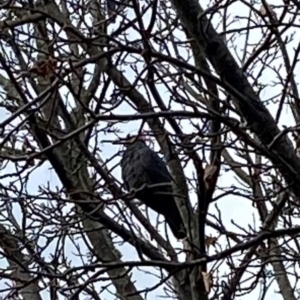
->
left=113, top=133, right=151, bottom=147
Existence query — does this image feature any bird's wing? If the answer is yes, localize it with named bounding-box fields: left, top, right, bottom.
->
left=120, top=145, right=172, bottom=191
left=140, top=147, right=172, bottom=185
left=120, top=147, right=148, bottom=191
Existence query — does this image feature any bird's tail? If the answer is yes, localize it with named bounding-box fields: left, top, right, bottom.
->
left=165, top=215, right=186, bottom=239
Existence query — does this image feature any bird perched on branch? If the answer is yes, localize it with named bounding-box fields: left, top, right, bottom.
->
left=106, top=0, right=128, bottom=23
left=118, top=134, right=186, bottom=239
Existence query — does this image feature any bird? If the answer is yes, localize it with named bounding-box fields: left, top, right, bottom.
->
left=106, top=0, right=128, bottom=23
left=118, top=134, right=186, bottom=239
left=106, top=0, right=118, bottom=22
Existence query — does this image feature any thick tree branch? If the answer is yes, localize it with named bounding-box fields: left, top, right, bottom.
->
left=0, top=224, right=42, bottom=300
left=169, top=0, right=300, bottom=201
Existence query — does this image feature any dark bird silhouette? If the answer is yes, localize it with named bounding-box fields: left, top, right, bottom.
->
left=106, top=0, right=127, bottom=23
left=119, top=135, right=186, bottom=239
left=106, top=0, right=118, bottom=22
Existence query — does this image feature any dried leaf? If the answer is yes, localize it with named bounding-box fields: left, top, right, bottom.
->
left=22, top=138, right=30, bottom=153
left=27, top=158, right=35, bottom=167
left=29, top=58, right=58, bottom=77
left=259, top=4, right=276, bottom=18
left=204, top=164, right=218, bottom=189
left=178, top=75, right=184, bottom=87
left=205, top=235, right=218, bottom=248
left=257, top=242, right=269, bottom=257
left=22, top=138, right=35, bottom=153
left=201, top=271, right=213, bottom=293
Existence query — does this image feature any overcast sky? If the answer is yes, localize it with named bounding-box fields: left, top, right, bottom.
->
left=0, top=0, right=298, bottom=299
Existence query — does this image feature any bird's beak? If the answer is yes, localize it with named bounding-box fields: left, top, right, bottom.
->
left=113, top=135, right=151, bottom=145
left=112, top=139, right=129, bottom=145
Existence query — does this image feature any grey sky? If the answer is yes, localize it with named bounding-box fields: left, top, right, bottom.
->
left=0, top=0, right=298, bottom=299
